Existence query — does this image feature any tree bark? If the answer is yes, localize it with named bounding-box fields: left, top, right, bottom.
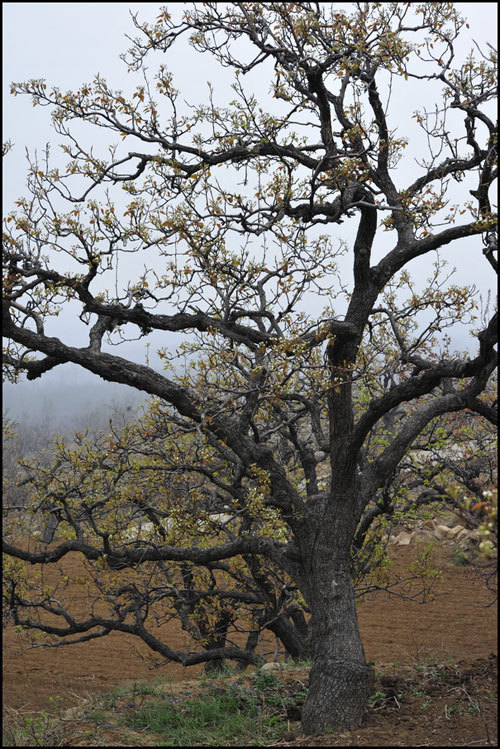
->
left=267, top=611, right=309, bottom=661
left=300, top=541, right=374, bottom=734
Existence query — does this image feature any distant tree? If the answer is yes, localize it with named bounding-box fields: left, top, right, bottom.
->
left=2, top=3, right=497, bottom=733
left=2, top=417, right=32, bottom=512
left=2, top=413, right=57, bottom=515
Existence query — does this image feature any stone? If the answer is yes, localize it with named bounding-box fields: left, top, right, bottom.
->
left=410, top=529, right=435, bottom=545
left=434, top=525, right=451, bottom=539
left=447, top=525, right=465, bottom=539
left=261, top=661, right=282, bottom=672
left=61, top=704, right=87, bottom=720
left=393, top=531, right=412, bottom=546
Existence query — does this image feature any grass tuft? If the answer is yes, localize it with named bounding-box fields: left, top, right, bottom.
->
left=124, top=685, right=284, bottom=745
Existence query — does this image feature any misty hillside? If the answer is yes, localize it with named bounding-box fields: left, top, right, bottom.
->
left=3, top=366, right=147, bottom=438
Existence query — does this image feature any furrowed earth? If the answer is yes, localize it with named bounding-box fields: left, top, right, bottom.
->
left=3, top=525, right=497, bottom=747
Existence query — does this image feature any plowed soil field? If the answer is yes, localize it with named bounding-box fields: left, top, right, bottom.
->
left=3, top=542, right=497, bottom=747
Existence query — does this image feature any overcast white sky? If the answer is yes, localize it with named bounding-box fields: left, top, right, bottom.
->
left=2, top=2, right=498, bottom=406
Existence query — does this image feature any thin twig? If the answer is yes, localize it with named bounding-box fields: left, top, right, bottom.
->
left=462, top=685, right=492, bottom=746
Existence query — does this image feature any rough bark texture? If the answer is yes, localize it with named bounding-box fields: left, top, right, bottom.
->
left=301, top=556, right=374, bottom=733
left=299, top=499, right=375, bottom=733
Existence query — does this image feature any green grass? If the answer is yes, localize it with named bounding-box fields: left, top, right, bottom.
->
left=4, top=655, right=495, bottom=747
left=0, top=665, right=302, bottom=747
left=124, top=683, right=286, bottom=745
left=100, top=678, right=162, bottom=709
left=368, top=691, right=386, bottom=707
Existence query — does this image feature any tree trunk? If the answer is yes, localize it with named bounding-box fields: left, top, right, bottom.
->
left=202, top=608, right=234, bottom=674
left=267, top=611, right=309, bottom=661
left=300, top=544, right=374, bottom=734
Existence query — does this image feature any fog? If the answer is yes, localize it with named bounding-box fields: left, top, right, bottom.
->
left=3, top=365, right=147, bottom=437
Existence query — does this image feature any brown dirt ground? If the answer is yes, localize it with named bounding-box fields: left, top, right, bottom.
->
left=2, top=542, right=497, bottom=747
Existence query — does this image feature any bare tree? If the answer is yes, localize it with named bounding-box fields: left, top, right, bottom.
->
left=2, top=3, right=497, bottom=734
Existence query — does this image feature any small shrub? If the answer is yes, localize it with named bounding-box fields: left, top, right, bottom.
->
left=368, top=691, right=386, bottom=707
left=452, top=549, right=470, bottom=566
left=253, top=669, right=282, bottom=691
left=3, top=699, right=67, bottom=748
